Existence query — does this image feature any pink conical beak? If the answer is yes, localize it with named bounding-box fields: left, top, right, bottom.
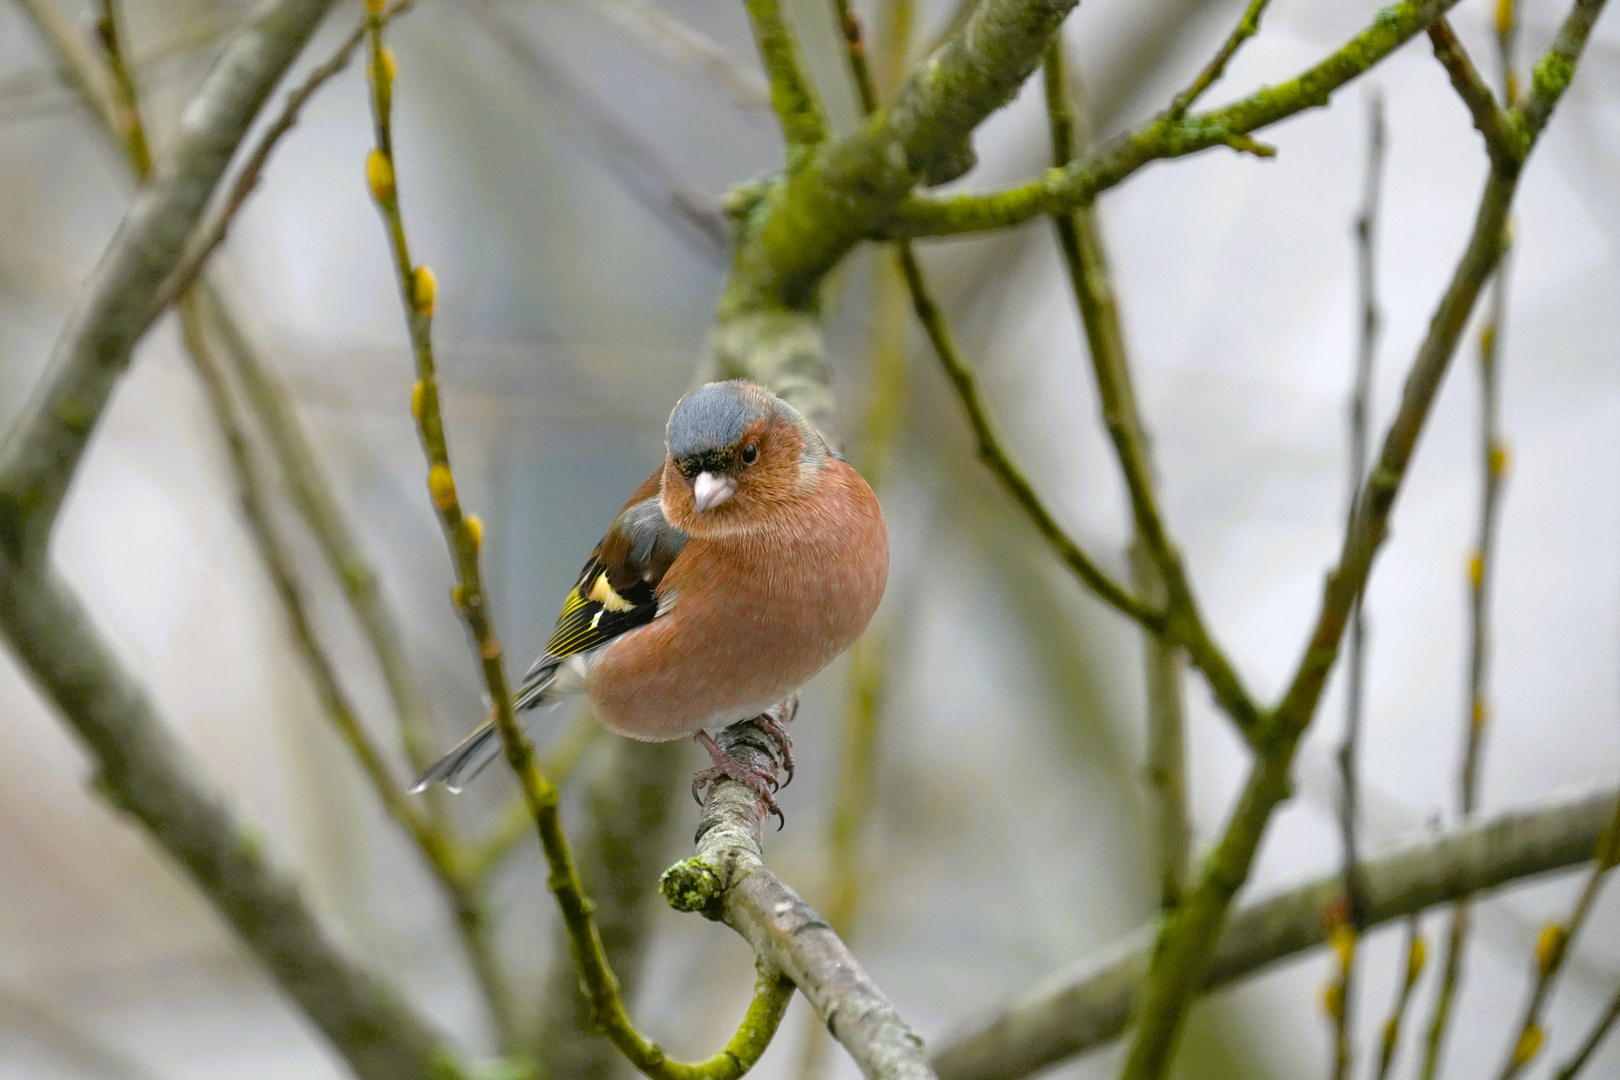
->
left=692, top=471, right=737, bottom=512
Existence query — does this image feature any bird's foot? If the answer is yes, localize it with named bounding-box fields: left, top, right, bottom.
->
left=692, top=730, right=781, bottom=824
left=751, top=698, right=796, bottom=788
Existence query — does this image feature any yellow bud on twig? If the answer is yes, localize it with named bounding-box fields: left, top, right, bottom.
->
left=365, top=0, right=385, bottom=13
left=410, top=380, right=425, bottom=422
left=480, top=639, right=502, bottom=660
left=428, top=463, right=456, bottom=509
left=1407, top=936, right=1427, bottom=984
left=1480, top=323, right=1496, bottom=356
left=1322, top=982, right=1343, bottom=1021
left=1472, top=697, right=1489, bottom=732
left=1536, top=922, right=1566, bottom=974
left=1512, top=1025, right=1543, bottom=1066
left=411, top=265, right=437, bottom=316
left=1468, top=551, right=1484, bottom=589
left=1489, top=442, right=1511, bottom=478
left=366, top=149, right=394, bottom=203
left=1330, top=924, right=1357, bottom=970
left=1505, top=70, right=1521, bottom=106
left=1495, top=0, right=1514, bottom=36
left=374, top=46, right=396, bottom=89
left=464, top=514, right=483, bottom=551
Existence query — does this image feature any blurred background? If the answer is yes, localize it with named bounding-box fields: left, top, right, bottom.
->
left=1, top=0, right=1618, bottom=1076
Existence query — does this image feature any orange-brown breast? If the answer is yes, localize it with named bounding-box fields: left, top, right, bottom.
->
left=587, top=460, right=888, bottom=740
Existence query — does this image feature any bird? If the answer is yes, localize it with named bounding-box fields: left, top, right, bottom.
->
left=410, top=380, right=889, bottom=813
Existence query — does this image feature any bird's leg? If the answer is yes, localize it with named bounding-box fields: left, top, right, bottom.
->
left=692, top=729, right=781, bottom=822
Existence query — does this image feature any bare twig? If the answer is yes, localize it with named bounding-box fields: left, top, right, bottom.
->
left=9, top=0, right=122, bottom=142
left=1552, top=980, right=1620, bottom=1080
left=176, top=297, right=520, bottom=1048
left=1421, top=5, right=1523, bottom=1074
left=1041, top=41, right=1192, bottom=900
left=536, top=740, right=682, bottom=1076
left=896, top=245, right=1160, bottom=630
left=884, top=0, right=1472, bottom=241
left=1373, top=919, right=1427, bottom=1080
left=1164, top=0, right=1273, bottom=118
left=0, top=0, right=339, bottom=553
left=1428, top=17, right=1522, bottom=170
left=1493, top=794, right=1620, bottom=1079
left=1328, top=89, right=1386, bottom=1080
left=92, top=0, right=152, bottom=175
left=930, top=781, right=1620, bottom=1080
left=1112, top=4, right=1607, bottom=1071
left=365, top=13, right=795, bottom=1075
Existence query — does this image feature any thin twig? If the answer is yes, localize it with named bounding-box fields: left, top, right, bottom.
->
left=930, top=781, right=1620, bottom=1080
left=896, top=245, right=1161, bottom=630
left=176, top=296, right=522, bottom=1049
left=364, top=13, right=792, bottom=1076
left=8, top=0, right=123, bottom=143
left=93, top=0, right=152, bottom=175
left=1551, top=980, right=1620, bottom=1080
left=1373, top=918, right=1428, bottom=1080
left=1329, top=89, right=1386, bottom=1080
left=462, top=708, right=603, bottom=881
left=1427, top=17, right=1522, bottom=170
left=1041, top=39, right=1263, bottom=748
left=1041, top=41, right=1191, bottom=902
left=1420, top=5, right=1523, bottom=1074
left=1112, top=3, right=1607, bottom=1070
left=1493, top=794, right=1620, bottom=1079
left=157, top=6, right=412, bottom=313
left=884, top=0, right=1473, bottom=242
left=1165, top=0, right=1273, bottom=118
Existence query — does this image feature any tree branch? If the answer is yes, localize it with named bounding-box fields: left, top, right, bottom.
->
left=930, top=781, right=1620, bottom=1080
left=721, top=0, right=1079, bottom=316
left=0, top=0, right=340, bottom=557
left=663, top=723, right=936, bottom=1080
left=0, top=565, right=460, bottom=1080
left=1041, top=40, right=1262, bottom=747
left=883, top=0, right=1468, bottom=240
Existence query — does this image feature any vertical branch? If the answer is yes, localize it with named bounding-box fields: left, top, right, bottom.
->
left=1328, top=90, right=1385, bottom=1080
left=1420, top=5, right=1520, bottom=1074
left=362, top=11, right=793, bottom=1077
left=1373, top=919, right=1428, bottom=1080
left=1042, top=41, right=1190, bottom=908
left=743, top=0, right=829, bottom=150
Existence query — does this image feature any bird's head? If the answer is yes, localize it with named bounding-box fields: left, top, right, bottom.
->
left=660, top=380, right=832, bottom=536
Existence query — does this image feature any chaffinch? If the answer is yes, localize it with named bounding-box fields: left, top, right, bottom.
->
left=412, top=380, right=889, bottom=809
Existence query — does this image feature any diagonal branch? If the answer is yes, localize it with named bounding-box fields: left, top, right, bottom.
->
left=0, top=0, right=340, bottom=556
left=0, top=564, right=461, bottom=1080
left=930, top=781, right=1620, bottom=1080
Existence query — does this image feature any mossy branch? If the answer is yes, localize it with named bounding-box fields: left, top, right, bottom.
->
left=884, top=0, right=1469, bottom=239
left=930, top=781, right=1620, bottom=1080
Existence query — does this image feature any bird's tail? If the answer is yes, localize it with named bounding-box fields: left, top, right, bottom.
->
left=410, top=661, right=561, bottom=793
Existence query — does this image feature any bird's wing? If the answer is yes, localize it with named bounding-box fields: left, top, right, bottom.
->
left=524, top=470, right=687, bottom=687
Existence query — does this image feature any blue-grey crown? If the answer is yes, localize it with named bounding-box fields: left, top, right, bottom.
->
left=666, top=381, right=769, bottom=463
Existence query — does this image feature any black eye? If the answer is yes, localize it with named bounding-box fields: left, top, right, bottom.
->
left=740, top=443, right=759, bottom=466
